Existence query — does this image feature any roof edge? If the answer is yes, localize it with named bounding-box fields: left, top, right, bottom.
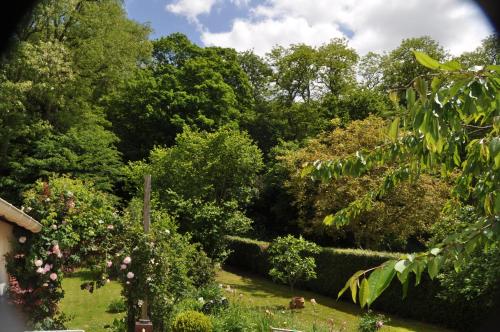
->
left=0, top=197, right=42, bottom=233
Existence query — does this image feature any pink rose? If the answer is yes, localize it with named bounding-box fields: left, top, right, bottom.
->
left=49, top=273, right=58, bottom=281
left=120, top=264, right=127, bottom=270
left=36, top=267, right=45, bottom=274
left=106, top=261, right=113, bottom=268
left=123, top=256, right=131, bottom=265
left=57, top=253, right=63, bottom=258
left=107, top=224, right=114, bottom=230
left=43, top=263, right=52, bottom=273
left=34, top=260, right=43, bottom=267
left=127, top=272, right=134, bottom=279
left=51, top=224, right=58, bottom=230
left=18, top=236, right=27, bottom=244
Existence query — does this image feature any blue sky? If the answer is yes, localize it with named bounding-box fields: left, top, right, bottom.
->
left=125, top=0, right=494, bottom=56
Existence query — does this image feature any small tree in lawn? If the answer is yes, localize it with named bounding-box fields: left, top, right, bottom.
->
left=268, top=235, right=321, bottom=292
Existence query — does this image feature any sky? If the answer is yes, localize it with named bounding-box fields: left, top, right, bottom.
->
left=124, top=0, right=495, bottom=56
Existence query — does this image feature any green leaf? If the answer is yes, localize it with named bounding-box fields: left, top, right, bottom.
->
left=367, top=260, right=397, bottom=305
left=414, top=77, right=428, bottom=100
left=431, top=77, right=442, bottom=92
left=337, top=270, right=364, bottom=300
left=413, top=51, right=441, bottom=70
left=412, top=260, right=426, bottom=286
left=324, top=214, right=334, bottom=226
left=428, top=256, right=443, bottom=280
left=486, top=65, right=500, bottom=72
left=402, top=277, right=409, bottom=299
left=440, top=60, right=462, bottom=71
left=489, top=137, right=500, bottom=169
left=388, top=117, right=400, bottom=141
left=359, top=278, right=370, bottom=308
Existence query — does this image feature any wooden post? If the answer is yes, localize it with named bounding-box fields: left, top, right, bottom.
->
left=135, top=175, right=153, bottom=332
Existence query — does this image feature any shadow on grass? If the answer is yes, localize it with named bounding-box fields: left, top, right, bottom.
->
left=221, top=266, right=362, bottom=315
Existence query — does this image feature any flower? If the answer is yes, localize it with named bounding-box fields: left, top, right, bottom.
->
left=127, top=272, right=134, bottom=279
left=126, top=281, right=130, bottom=285
left=42, top=283, right=49, bottom=287
left=310, top=298, right=317, bottom=305
left=120, top=264, right=127, bottom=270
left=18, top=236, right=27, bottom=244
left=43, top=263, right=52, bottom=273
left=106, top=279, right=110, bottom=283
left=376, top=321, right=384, bottom=329
left=123, top=256, right=131, bottom=264
left=34, top=260, right=43, bottom=267
left=57, top=253, right=63, bottom=258
left=52, top=244, right=61, bottom=255
left=106, top=261, right=113, bottom=268
left=138, top=300, right=144, bottom=307
left=107, top=224, right=114, bottom=230
left=49, top=273, right=57, bottom=281
left=36, top=267, right=45, bottom=274
left=146, top=277, right=152, bottom=282
left=197, top=297, right=204, bottom=304
left=165, top=229, right=170, bottom=235
left=98, top=219, right=104, bottom=224
left=51, top=224, right=57, bottom=230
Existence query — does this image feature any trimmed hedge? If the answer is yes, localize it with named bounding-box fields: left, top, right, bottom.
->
left=225, top=236, right=491, bottom=331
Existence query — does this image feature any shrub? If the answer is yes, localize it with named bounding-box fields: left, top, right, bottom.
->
left=358, top=310, right=389, bottom=332
left=107, top=299, right=127, bottom=313
left=268, top=235, right=321, bottom=291
left=171, top=311, right=213, bottom=332
left=225, top=236, right=495, bottom=331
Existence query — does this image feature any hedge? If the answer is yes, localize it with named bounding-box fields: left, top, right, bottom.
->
left=225, top=236, right=491, bottom=331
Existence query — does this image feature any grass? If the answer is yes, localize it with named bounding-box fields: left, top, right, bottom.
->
left=59, top=268, right=453, bottom=332
left=60, top=270, right=124, bottom=332
left=216, top=267, right=454, bottom=332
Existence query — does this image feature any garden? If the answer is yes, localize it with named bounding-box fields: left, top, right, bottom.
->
left=1, top=1, right=499, bottom=332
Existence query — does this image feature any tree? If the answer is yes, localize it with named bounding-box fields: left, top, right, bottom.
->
left=126, top=127, right=263, bottom=260
left=268, top=235, right=321, bottom=291
left=305, top=52, right=499, bottom=307
left=456, top=34, right=499, bottom=68
left=316, top=38, right=358, bottom=96
left=282, top=116, right=450, bottom=251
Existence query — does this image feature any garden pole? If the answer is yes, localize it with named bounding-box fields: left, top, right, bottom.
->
left=135, top=174, right=153, bottom=332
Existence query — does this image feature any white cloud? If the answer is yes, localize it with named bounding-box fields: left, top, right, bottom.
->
left=199, top=0, right=494, bottom=56
left=166, top=0, right=218, bottom=23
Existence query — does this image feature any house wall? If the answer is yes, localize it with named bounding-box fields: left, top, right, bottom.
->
left=0, top=220, right=13, bottom=296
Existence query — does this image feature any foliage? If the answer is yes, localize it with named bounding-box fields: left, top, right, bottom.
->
left=126, top=127, right=262, bottom=260
left=282, top=116, right=450, bottom=250
left=6, top=176, right=120, bottom=329
left=171, top=310, right=213, bottom=332
left=116, top=202, right=201, bottom=332
left=107, top=298, right=127, bottom=313
left=226, top=236, right=496, bottom=329
left=0, top=0, right=149, bottom=201
left=358, top=310, right=389, bottom=332
left=268, top=235, right=321, bottom=291
left=306, top=52, right=500, bottom=309
left=106, top=33, right=253, bottom=161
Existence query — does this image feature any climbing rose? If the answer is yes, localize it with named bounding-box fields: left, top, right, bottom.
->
left=34, top=260, right=43, bottom=267
left=123, top=256, right=131, bottom=264
left=127, top=272, right=134, bottom=279
left=107, top=224, right=114, bottom=230
left=376, top=321, right=384, bottom=329
left=106, top=261, right=113, bottom=267
left=120, top=264, right=127, bottom=270
left=18, top=236, right=27, bottom=244
left=36, top=267, right=45, bottom=274
left=49, top=273, right=58, bottom=281
left=43, top=263, right=52, bottom=273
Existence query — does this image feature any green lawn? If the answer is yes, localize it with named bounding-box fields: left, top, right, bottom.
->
left=216, top=268, right=454, bottom=332
left=60, top=270, right=124, bottom=332
left=60, top=268, right=453, bottom=332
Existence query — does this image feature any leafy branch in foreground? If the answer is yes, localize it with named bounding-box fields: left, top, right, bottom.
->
left=303, top=51, right=499, bottom=308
